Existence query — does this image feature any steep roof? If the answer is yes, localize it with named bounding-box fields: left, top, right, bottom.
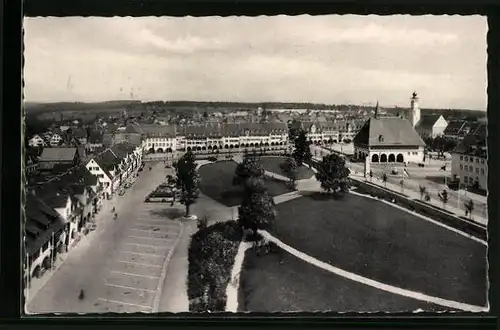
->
left=137, top=124, right=177, bottom=138
left=25, top=194, right=67, bottom=255
left=416, top=114, right=442, bottom=129
left=453, top=134, right=487, bottom=158
left=353, top=116, right=425, bottom=147
left=39, top=148, right=77, bottom=162
left=92, top=149, right=121, bottom=176
left=443, top=120, right=466, bottom=135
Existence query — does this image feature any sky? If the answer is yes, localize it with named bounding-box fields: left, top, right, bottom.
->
left=23, top=15, right=487, bottom=110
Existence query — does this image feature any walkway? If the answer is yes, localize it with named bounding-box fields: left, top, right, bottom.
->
left=257, top=230, right=487, bottom=313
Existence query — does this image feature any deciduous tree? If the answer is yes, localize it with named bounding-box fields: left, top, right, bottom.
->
left=464, top=199, right=474, bottom=219
left=315, top=153, right=351, bottom=196
left=280, top=157, right=298, bottom=189
left=175, top=151, right=200, bottom=217
left=238, top=187, right=276, bottom=238
left=292, top=129, right=312, bottom=166
left=438, top=189, right=449, bottom=209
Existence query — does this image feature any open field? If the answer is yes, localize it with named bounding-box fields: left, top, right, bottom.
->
left=269, top=193, right=487, bottom=306
left=258, top=156, right=315, bottom=180
left=198, top=161, right=293, bottom=207
left=238, top=247, right=451, bottom=312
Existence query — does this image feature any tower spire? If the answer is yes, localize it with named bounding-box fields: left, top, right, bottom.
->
left=374, top=100, right=379, bottom=118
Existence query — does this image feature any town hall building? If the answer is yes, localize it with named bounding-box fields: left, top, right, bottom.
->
left=353, top=92, right=426, bottom=164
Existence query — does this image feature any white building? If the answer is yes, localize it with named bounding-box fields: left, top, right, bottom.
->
left=49, top=133, right=63, bottom=147
left=28, top=135, right=46, bottom=148
left=451, top=134, right=487, bottom=190
left=415, top=114, right=448, bottom=138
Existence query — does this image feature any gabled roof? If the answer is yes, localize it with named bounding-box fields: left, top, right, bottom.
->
left=34, top=183, right=70, bottom=209
left=453, top=134, right=487, bottom=158
left=353, top=116, right=425, bottom=147
left=25, top=194, right=66, bottom=255
left=443, top=120, right=466, bottom=135
left=138, top=124, right=177, bottom=138
left=39, top=148, right=77, bottom=162
left=416, top=114, right=442, bottom=129
left=92, top=149, right=120, bottom=176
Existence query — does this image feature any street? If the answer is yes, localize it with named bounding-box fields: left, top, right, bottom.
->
left=27, top=162, right=184, bottom=314
left=310, top=144, right=487, bottom=221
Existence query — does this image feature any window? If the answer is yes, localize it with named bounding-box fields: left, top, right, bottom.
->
left=481, top=159, right=485, bottom=164
left=481, top=168, right=485, bottom=175
left=469, top=166, right=473, bottom=173
left=476, top=158, right=479, bottom=164
left=460, top=155, right=463, bottom=161
left=407, top=152, right=410, bottom=155
left=464, top=165, right=468, bottom=171
left=476, top=168, right=480, bottom=174
left=464, top=156, right=468, bottom=161
left=464, top=176, right=468, bottom=182
left=460, top=165, right=463, bottom=170
left=470, top=157, right=474, bottom=163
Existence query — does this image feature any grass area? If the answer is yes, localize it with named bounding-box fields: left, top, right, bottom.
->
left=188, top=221, right=243, bottom=312
left=270, top=193, right=487, bottom=307
left=258, top=156, right=315, bottom=180
left=198, top=160, right=293, bottom=207
left=238, top=246, right=451, bottom=312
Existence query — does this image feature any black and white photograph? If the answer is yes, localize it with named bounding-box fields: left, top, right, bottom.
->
left=22, top=14, right=489, bottom=314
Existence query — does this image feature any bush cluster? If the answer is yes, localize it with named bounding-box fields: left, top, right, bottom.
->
left=187, top=221, right=243, bottom=312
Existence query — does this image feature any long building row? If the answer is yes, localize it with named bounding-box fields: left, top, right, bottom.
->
left=105, top=121, right=361, bottom=154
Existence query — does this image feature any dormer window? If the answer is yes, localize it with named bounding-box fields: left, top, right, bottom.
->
left=378, top=135, right=384, bottom=142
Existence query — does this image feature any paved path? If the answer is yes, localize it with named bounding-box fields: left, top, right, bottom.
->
left=27, top=162, right=183, bottom=314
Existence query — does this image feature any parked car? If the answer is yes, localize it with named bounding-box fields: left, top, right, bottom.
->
left=118, top=189, right=125, bottom=196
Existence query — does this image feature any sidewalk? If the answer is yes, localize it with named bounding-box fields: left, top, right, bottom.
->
left=25, top=195, right=116, bottom=308
left=354, top=175, right=488, bottom=227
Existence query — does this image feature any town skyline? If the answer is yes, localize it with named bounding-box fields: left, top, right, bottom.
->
left=24, top=15, right=487, bottom=110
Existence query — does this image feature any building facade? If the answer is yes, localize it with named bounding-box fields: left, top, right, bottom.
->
left=353, top=93, right=426, bottom=164
left=451, top=134, right=487, bottom=190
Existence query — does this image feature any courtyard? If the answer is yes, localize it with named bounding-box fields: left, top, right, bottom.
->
left=198, top=160, right=293, bottom=207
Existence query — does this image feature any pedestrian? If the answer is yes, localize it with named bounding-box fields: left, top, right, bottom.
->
left=78, top=289, right=85, bottom=300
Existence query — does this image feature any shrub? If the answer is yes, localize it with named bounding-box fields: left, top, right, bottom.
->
left=188, top=221, right=243, bottom=312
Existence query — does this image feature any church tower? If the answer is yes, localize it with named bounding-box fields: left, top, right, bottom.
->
left=410, top=91, right=420, bottom=128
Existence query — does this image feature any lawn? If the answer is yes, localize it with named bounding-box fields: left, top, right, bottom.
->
left=198, top=161, right=293, bottom=207
left=269, top=193, right=488, bottom=307
left=238, top=247, right=452, bottom=312
left=258, top=156, right=315, bottom=180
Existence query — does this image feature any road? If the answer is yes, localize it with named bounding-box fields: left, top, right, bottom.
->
left=310, top=144, right=487, bottom=220
left=27, top=162, right=184, bottom=314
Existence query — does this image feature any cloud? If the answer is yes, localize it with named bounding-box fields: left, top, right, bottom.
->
left=23, top=15, right=487, bottom=109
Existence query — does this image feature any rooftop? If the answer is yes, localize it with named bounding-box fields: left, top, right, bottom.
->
left=354, top=116, right=426, bottom=147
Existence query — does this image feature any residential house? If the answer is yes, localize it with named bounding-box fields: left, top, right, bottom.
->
left=415, top=114, right=448, bottom=139
left=38, top=147, right=80, bottom=172
left=86, top=151, right=119, bottom=199
left=86, top=131, right=104, bottom=152
left=49, top=133, right=63, bottom=147
left=72, top=127, right=88, bottom=145
left=451, top=134, right=487, bottom=191
left=24, top=194, right=66, bottom=284
left=28, top=135, right=46, bottom=148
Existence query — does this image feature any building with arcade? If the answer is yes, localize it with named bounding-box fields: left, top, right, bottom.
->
left=353, top=93, right=426, bottom=164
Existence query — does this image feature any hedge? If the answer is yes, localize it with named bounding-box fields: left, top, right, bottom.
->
left=188, top=220, right=244, bottom=312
